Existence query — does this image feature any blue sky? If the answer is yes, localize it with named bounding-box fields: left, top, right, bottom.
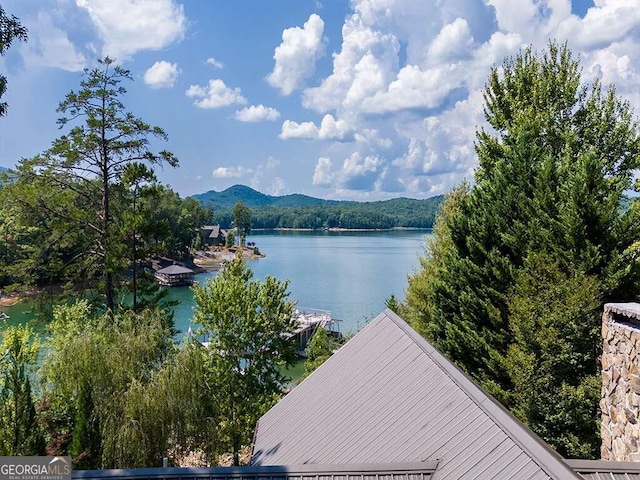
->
left=1, top=0, right=639, bottom=200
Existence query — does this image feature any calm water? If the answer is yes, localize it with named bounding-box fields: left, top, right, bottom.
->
left=1, top=230, right=432, bottom=336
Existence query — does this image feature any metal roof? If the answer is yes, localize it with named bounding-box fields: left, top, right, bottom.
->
left=251, top=309, right=581, bottom=480
left=72, top=462, right=438, bottom=480
left=155, top=265, right=194, bottom=275
left=568, top=460, right=640, bottom=480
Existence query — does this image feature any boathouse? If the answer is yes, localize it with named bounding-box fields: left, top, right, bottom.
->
left=154, top=264, right=194, bottom=286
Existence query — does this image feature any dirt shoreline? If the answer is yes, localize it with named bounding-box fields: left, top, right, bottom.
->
left=0, top=293, right=21, bottom=307
left=1, top=246, right=265, bottom=307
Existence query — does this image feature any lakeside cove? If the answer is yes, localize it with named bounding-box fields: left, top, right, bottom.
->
left=0, top=229, right=432, bottom=335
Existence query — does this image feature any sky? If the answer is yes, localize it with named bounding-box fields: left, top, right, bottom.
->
left=1, top=0, right=639, bottom=201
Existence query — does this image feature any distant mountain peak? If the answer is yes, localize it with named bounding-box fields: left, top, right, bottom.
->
left=191, top=184, right=340, bottom=209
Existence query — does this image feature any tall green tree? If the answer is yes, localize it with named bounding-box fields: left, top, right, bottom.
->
left=232, top=201, right=252, bottom=246
left=16, top=57, right=178, bottom=311
left=0, top=324, right=44, bottom=455
left=0, top=5, right=27, bottom=117
left=193, top=252, right=297, bottom=465
left=405, top=42, right=640, bottom=457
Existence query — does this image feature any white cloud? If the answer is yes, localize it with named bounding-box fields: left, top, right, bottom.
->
left=76, top=0, right=186, bottom=59
left=280, top=114, right=353, bottom=140
left=143, top=61, right=180, bottom=88
left=206, top=57, right=224, bottom=69
left=235, top=105, right=281, bottom=122
left=280, top=120, right=319, bottom=140
left=186, top=79, right=247, bottom=109
left=340, top=152, right=383, bottom=190
left=21, top=12, right=86, bottom=71
left=249, top=157, right=286, bottom=194
left=302, top=13, right=399, bottom=112
left=283, top=0, right=639, bottom=196
left=361, top=63, right=464, bottom=113
left=313, top=157, right=334, bottom=186
left=426, top=18, right=474, bottom=64
left=485, top=0, right=539, bottom=35
left=212, top=166, right=254, bottom=179
left=267, top=13, right=327, bottom=95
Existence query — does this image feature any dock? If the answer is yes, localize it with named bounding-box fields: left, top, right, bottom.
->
left=184, top=308, right=341, bottom=356
left=287, top=308, right=341, bottom=356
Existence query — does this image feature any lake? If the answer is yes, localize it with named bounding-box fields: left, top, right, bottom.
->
left=1, top=229, right=432, bottom=337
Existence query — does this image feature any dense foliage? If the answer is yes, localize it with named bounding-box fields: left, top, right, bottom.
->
left=192, top=184, right=340, bottom=209
left=193, top=184, right=442, bottom=230
left=0, top=325, right=44, bottom=455
left=0, top=252, right=298, bottom=468
left=301, top=327, right=339, bottom=380
left=404, top=42, right=640, bottom=458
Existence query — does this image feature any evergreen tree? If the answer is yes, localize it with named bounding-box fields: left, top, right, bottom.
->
left=405, top=42, right=640, bottom=455
left=0, top=325, right=45, bottom=455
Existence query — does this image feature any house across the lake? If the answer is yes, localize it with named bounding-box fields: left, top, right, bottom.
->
left=154, top=264, right=195, bottom=286
left=200, top=225, right=227, bottom=246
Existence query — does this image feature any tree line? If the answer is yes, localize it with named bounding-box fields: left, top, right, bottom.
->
left=0, top=58, right=212, bottom=311
left=212, top=196, right=443, bottom=231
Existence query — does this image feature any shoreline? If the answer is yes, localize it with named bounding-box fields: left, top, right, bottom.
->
left=1, top=247, right=265, bottom=307
left=253, top=227, right=433, bottom=232
left=0, top=292, right=21, bottom=307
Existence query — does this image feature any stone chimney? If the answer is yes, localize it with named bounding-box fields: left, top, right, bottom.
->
left=601, top=302, right=640, bottom=461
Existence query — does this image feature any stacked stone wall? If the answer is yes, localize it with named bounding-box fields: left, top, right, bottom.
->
left=601, top=303, right=640, bottom=461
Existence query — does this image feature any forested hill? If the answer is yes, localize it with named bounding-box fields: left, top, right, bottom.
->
left=192, top=184, right=444, bottom=229
left=192, top=184, right=344, bottom=209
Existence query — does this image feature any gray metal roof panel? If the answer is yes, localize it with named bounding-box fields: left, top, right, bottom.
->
left=567, top=459, right=640, bottom=480
left=156, top=265, right=194, bottom=275
left=252, top=309, right=581, bottom=480
left=72, top=462, right=438, bottom=480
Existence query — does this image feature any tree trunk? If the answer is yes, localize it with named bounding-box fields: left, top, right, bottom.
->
left=233, top=435, right=240, bottom=466
left=101, top=91, right=114, bottom=313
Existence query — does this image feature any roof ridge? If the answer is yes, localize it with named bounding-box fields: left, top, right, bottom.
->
left=382, top=308, right=580, bottom=480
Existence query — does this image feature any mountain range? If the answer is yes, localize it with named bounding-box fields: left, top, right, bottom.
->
left=192, top=184, right=442, bottom=210
left=192, top=184, right=345, bottom=210
left=191, top=185, right=444, bottom=230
